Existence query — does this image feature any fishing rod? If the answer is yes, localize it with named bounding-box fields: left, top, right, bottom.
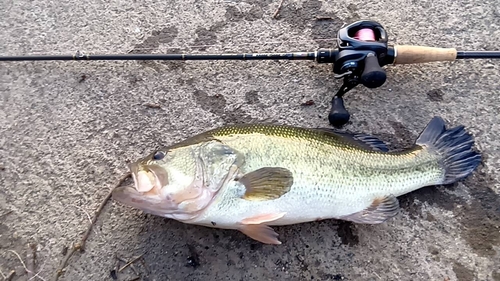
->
left=2, top=20, right=500, bottom=127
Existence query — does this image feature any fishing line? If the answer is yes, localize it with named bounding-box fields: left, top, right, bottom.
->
left=1, top=20, right=499, bottom=128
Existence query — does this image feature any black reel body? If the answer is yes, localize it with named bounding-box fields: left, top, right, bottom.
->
left=323, top=20, right=395, bottom=127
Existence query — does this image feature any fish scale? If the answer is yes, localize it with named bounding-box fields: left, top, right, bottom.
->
left=112, top=116, right=481, bottom=244
left=188, top=127, right=444, bottom=227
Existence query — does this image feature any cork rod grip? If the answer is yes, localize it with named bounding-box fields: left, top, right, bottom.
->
left=393, top=45, right=457, bottom=64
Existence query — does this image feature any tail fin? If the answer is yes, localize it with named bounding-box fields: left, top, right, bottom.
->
left=415, top=116, right=482, bottom=185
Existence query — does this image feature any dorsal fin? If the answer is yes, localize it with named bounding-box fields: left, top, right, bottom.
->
left=313, top=128, right=389, bottom=152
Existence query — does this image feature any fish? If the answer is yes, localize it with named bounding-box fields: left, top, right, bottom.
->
left=112, top=116, right=481, bottom=245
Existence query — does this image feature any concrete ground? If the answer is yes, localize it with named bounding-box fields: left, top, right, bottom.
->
left=1, top=0, right=499, bottom=280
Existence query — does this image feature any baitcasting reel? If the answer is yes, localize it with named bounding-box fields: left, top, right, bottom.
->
left=1, top=20, right=499, bottom=128
left=326, top=20, right=393, bottom=127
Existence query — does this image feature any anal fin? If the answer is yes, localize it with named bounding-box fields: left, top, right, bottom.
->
left=339, top=195, right=400, bottom=224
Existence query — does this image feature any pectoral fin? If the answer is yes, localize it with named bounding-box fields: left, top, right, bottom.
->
left=339, top=195, right=400, bottom=224
left=236, top=167, right=293, bottom=201
left=238, top=212, right=286, bottom=244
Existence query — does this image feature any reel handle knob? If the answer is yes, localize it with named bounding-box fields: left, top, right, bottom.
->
left=328, top=95, right=350, bottom=128
left=361, top=53, right=387, bottom=88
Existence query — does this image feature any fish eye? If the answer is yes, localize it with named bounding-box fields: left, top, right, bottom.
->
left=153, top=151, right=166, bottom=160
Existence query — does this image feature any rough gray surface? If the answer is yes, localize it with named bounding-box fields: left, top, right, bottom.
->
left=1, top=0, right=499, bottom=280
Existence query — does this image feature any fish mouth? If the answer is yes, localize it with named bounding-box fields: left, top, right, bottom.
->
left=129, top=162, right=169, bottom=195
left=112, top=185, right=178, bottom=217
left=111, top=162, right=174, bottom=217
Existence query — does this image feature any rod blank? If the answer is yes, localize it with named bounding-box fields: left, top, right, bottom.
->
left=456, top=51, right=500, bottom=59
left=0, top=52, right=318, bottom=62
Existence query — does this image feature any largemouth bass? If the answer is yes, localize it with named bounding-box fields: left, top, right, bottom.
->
left=112, top=116, right=481, bottom=244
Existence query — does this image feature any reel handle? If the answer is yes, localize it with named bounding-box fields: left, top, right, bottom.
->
left=392, top=45, right=458, bottom=64
left=361, top=52, right=387, bottom=88
left=328, top=95, right=350, bottom=128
